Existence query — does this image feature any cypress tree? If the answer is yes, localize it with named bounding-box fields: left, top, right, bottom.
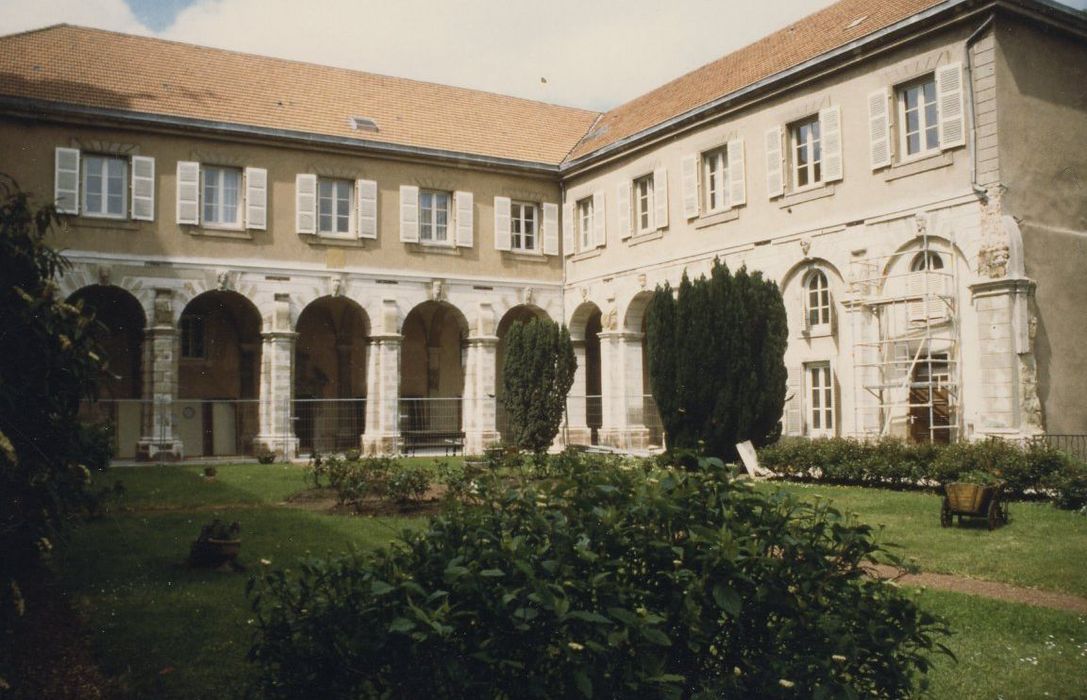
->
left=501, top=318, right=576, bottom=453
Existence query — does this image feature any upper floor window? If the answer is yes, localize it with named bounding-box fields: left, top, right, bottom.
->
left=510, top=201, right=537, bottom=252
left=318, top=179, right=353, bottom=236
left=82, top=155, right=127, bottom=218
left=202, top=166, right=242, bottom=228
left=805, top=270, right=831, bottom=329
left=419, top=189, right=451, bottom=243
left=791, top=116, right=822, bottom=189
left=577, top=197, right=593, bottom=251
left=702, top=146, right=728, bottom=214
left=910, top=250, right=944, bottom=272
left=633, top=174, right=655, bottom=233
left=898, top=76, right=939, bottom=158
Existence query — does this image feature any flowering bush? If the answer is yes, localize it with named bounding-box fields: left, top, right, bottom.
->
left=249, top=456, right=949, bottom=698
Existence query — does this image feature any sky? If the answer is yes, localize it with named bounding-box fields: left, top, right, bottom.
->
left=1, top=0, right=1085, bottom=111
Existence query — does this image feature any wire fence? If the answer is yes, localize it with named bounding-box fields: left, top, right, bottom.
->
left=293, top=398, right=365, bottom=455
left=1042, top=434, right=1087, bottom=462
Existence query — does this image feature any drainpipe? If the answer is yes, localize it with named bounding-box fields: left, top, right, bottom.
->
left=964, top=14, right=996, bottom=200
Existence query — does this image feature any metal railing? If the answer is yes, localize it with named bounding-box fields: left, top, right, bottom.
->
left=293, top=398, right=365, bottom=455
left=1042, top=434, right=1087, bottom=462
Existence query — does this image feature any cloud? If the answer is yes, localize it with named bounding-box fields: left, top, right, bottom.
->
left=0, top=0, right=149, bottom=35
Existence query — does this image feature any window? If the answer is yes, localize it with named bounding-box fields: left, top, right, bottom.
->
left=805, top=270, right=831, bottom=329
left=419, top=189, right=451, bottom=243
left=791, top=116, right=822, bottom=189
left=577, top=197, right=593, bottom=251
left=510, top=201, right=537, bottom=252
left=910, top=251, right=944, bottom=271
left=82, top=155, right=127, bottom=218
left=806, top=362, right=834, bottom=436
left=318, top=179, right=353, bottom=236
left=633, top=174, right=654, bottom=233
left=702, top=147, right=728, bottom=214
left=202, top=166, right=242, bottom=227
left=897, top=76, right=939, bottom=158
left=180, top=315, right=205, bottom=359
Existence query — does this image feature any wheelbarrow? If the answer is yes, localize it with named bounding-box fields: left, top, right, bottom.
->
left=941, top=482, right=1009, bottom=530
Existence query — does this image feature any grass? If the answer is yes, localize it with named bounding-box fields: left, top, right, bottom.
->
left=770, top=481, right=1087, bottom=597
left=53, top=462, right=1087, bottom=698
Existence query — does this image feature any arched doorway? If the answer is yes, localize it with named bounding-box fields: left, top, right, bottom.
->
left=178, top=291, right=262, bottom=457
left=294, top=297, right=370, bottom=455
left=495, top=305, right=550, bottom=441
left=69, top=285, right=146, bottom=459
left=569, top=302, right=602, bottom=445
left=400, top=301, right=468, bottom=449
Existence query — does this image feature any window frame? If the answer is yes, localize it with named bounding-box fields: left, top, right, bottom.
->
left=418, top=189, right=452, bottom=245
left=81, top=154, right=128, bottom=219
left=789, top=115, right=822, bottom=191
left=633, top=173, right=655, bottom=234
left=702, top=146, right=729, bottom=214
left=180, top=315, right=206, bottom=360
left=577, top=197, right=594, bottom=251
left=317, top=178, right=355, bottom=238
left=805, top=270, right=832, bottom=331
left=896, top=75, right=940, bottom=161
left=910, top=251, right=945, bottom=272
left=201, top=165, right=243, bottom=229
left=510, top=200, right=538, bottom=253
left=805, top=361, right=835, bottom=437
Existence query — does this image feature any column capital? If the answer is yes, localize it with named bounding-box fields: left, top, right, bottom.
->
left=368, top=333, right=403, bottom=345
left=466, top=334, right=499, bottom=346
left=969, top=277, right=1035, bottom=299
left=262, top=330, right=298, bottom=341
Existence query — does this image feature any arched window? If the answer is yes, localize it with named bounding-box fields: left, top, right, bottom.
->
left=805, top=270, right=831, bottom=329
left=910, top=251, right=944, bottom=271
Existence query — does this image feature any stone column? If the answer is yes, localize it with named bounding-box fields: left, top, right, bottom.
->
left=254, top=293, right=299, bottom=459
left=136, top=288, right=183, bottom=460
left=362, top=334, right=402, bottom=455
left=463, top=335, right=499, bottom=454
left=562, top=339, right=592, bottom=446
left=598, top=331, right=649, bottom=450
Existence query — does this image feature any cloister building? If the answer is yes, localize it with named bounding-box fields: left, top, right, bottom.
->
left=0, top=0, right=1084, bottom=460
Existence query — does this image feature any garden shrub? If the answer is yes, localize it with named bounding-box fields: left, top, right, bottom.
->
left=501, top=318, right=576, bottom=454
left=1047, top=464, right=1087, bottom=512
left=386, top=464, right=432, bottom=504
left=249, top=456, right=950, bottom=698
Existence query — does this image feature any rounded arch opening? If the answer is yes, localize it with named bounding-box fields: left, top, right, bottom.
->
left=568, top=302, right=603, bottom=444
left=495, top=305, right=551, bottom=441
left=400, top=300, right=469, bottom=437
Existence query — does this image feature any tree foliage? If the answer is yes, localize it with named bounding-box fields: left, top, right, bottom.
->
left=501, top=318, right=576, bottom=453
left=0, top=176, right=111, bottom=629
left=646, top=259, right=787, bottom=459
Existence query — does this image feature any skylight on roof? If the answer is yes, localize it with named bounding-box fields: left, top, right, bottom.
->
left=350, top=116, right=379, bottom=133
left=846, top=15, right=868, bottom=30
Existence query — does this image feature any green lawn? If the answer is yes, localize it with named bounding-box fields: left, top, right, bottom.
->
left=53, top=463, right=1087, bottom=698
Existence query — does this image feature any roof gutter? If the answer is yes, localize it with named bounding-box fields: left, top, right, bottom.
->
left=0, top=95, right=562, bottom=177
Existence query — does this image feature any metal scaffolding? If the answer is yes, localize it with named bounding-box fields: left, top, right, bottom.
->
left=848, top=231, right=962, bottom=443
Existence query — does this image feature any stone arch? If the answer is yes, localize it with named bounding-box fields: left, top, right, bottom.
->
left=400, top=300, right=470, bottom=435
left=621, top=291, right=656, bottom=334
left=881, top=234, right=966, bottom=280
left=569, top=300, right=603, bottom=342
left=567, top=301, right=603, bottom=444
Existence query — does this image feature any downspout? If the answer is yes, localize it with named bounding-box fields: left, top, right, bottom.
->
left=964, top=13, right=996, bottom=200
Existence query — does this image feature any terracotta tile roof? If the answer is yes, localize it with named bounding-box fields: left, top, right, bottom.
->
left=564, top=0, right=948, bottom=162
left=0, top=24, right=600, bottom=166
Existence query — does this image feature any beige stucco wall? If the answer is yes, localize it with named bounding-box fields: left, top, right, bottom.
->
left=995, top=17, right=1087, bottom=434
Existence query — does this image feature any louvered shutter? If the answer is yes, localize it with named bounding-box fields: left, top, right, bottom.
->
left=494, top=196, right=511, bottom=251
left=617, top=181, right=632, bottom=239
left=357, top=179, right=377, bottom=239
left=765, top=127, right=784, bottom=198
left=176, top=161, right=200, bottom=225
left=784, top=367, right=803, bottom=436
left=295, top=174, right=316, bottom=234
left=868, top=88, right=892, bottom=169
left=727, top=139, right=746, bottom=207
left=542, top=202, right=559, bottom=256
left=681, top=154, right=699, bottom=219
left=653, top=168, right=668, bottom=230
left=131, top=155, right=155, bottom=221
left=399, top=185, right=418, bottom=243
left=454, top=190, right=473, bottom=248
left=244, top=167, right=266, bottom=230
left=819, top=106, right=843, bottom=183
left=54, top=147, right=80, bottom=214
left=936, top=62, right=965, bottom=149
left=592, top=190, right=605, bottom=248
left=562, top=202, right=574, bottom=256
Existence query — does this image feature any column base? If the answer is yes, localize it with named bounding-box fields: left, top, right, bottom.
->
left=559, top=426, right=593, bottom=449
left=599, top=426, right=651, bottom=451
left=362, top=432, right=400, bottom=457
left=464, top=430, right=501, bottom=456
left=136, top=438, right=184, bottom=462
left=253, top=435, right=300, bottom=461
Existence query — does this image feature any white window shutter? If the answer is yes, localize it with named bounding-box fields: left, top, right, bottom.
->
left=617, top=181, right=632, bottom=240
left=936, top=62, right=965, bottom=149
left=820, top=106, right=843, bottom=183
left=130, top=155, right=155, bottom=221
left=562, top=202, right=574, bottom=257
left=765, top=127, right=784, bottom=198
left=54, top=147, right=80, bottom=214
left=295, top=174, right=316, bottom=234
left=680, top=154, right=699, bottom=219
left=244, top=167, right=266, bottom=230
left=592, top=190, right=606, bottom=248
left=653, top=168, right=668, bottom=230
left=399, top=185, right=418, bottom=243
left=176, top=161, right=200, bottom=225
left=868, top=88, right=892, bottom=170
left=726, top=139, right=746, bottom=207
left=542, top=202, right=559, bottom=256
left=357, top=179, right=377, bottom=239
left=454, top=190, right=473, bottom=248
left=785, top=366, right=803, bottom=436
left=493, top=196, right=511, bottom=251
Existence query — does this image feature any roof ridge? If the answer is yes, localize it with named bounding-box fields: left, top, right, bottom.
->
left=0, top=22, right=72, bottom=42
